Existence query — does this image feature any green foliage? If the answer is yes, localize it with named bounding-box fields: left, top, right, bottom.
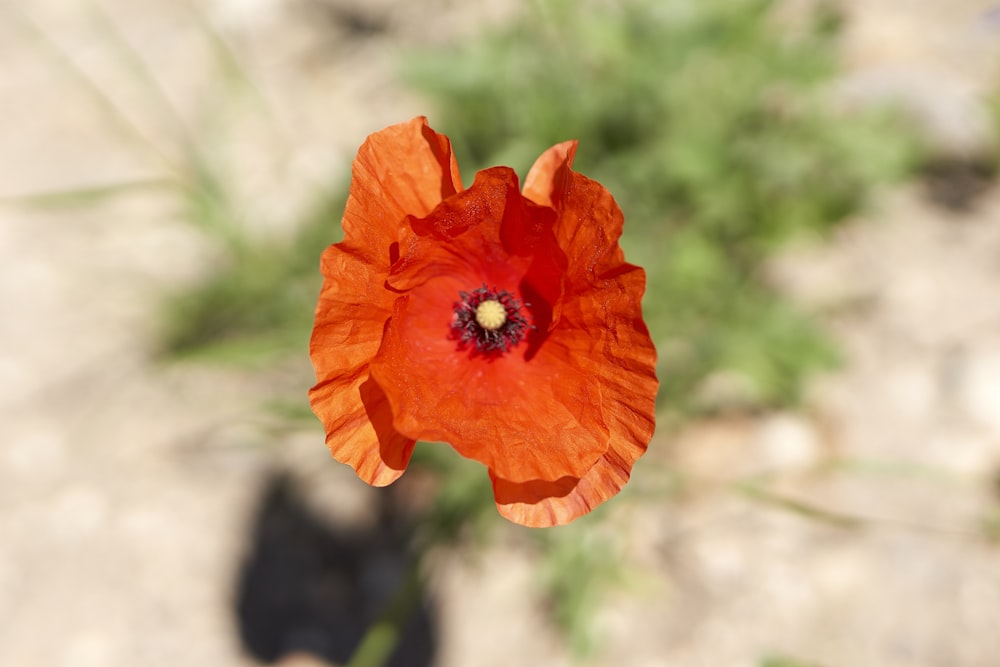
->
left=7, top=0, right=329, bottom=366
left=407, top=443, right=499, bottom=545
left=406, top=0, right=919, bottom=413
left=161, top=189, right=342, bottom=363
left=534, top=521, right=624, bottom=658
left=760, top=656, right=824, bottom=667
left=984, top=506, right=1000, bottom=543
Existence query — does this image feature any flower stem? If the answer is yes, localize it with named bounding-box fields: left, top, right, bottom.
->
left=345, top=561, right=423, bottom=667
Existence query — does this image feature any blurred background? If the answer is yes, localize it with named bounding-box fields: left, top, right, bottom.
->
left=2, top=0, right=1000, bottom=665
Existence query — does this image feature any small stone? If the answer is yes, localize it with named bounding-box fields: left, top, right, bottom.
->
left=957, top=348, right=1000, bottom=434
left=753, top=413, right=823, bottom=471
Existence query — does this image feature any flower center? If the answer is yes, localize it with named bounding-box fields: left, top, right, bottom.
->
left=452, top=285, right=529, bottom=354
left=474, top=300, right=507, bottom=330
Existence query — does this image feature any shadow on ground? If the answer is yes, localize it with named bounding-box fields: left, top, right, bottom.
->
left=234, top=472, right=437, bottom=666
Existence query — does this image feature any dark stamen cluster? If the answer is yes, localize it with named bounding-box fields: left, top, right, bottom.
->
left=451, top=285, right=529, bottom=354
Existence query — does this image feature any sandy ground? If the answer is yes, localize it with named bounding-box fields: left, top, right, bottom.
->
left=2, top=1, right=1000, bottom=666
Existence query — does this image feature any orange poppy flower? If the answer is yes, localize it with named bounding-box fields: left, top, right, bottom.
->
left=309, top=117, right=658, bottom=527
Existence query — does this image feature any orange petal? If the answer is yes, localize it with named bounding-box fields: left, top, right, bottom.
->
left=491, top=267, right=658, bottom=526
left=371, top=286, right=611, bottom=483
left=309, top=117, right=461, bottom=485
left=532, top=142, right=657, bottom=428
left=387, top=167, right=534, bottom=292
left=524, top=140, right=629, bottom=284
left=490, top=436, right=645, bottom=527
left=341, top=116, right=463, bottom=264
left=308, top=246, right=415, bottom=486
left=369, top=170, right=610, bottom=483
left=388, top=167, right=566, bottom=337
left=522, top=139, right=577, bottom=209
left=497, top=146, right=659, bottom=525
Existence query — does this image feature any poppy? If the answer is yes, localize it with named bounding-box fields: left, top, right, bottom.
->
left=309, top=117, right=658, bottom=527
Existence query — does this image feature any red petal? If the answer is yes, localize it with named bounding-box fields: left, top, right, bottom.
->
left=310, top=116, right=459, bottom=487
left=522, top=140, right=577, bottom=209
left=341, top=116, right=463, bottom=264
left=491, top=266, right=658, bottom=526
left=524, top=139, right=629, bottom=283
left=490, top=435, right=644, bottom=527
left=308, top=247, right=415, bottom=485
left=387, top=167, right=532, bottom=292
left=369, top=169, right=610, bottom=483
left=489, top=143, right=659, bottom=526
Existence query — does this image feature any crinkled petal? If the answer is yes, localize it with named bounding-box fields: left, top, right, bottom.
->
left=527, top=140, right=656, bottom=426
left=488, top=144, right=658, bottom=526
left=491, top=266, right=658, bottom=526
left=308, top=246, right=415, bottom=485
left=309, top=117, right=461, bottom=484
left=390, top=166, right=565, bottom=338
left=522, top=139, right=577, bottom=209
left=388, top=167, right=533, bottom=291
left=490, top=443, right=642, bottom=527
left=371, top=287, right=610, bottom=483
left=524, top=140, right=628, bottom=285
left=369, top=169, right=610, bottom=483
left=342, top=116, right=463, bottom=263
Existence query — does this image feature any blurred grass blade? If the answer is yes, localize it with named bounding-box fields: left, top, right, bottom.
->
left=86, top=1, right=198, bottom=157
left=186, top=3, right=281, bottom=128
left=83, top=3, right=251, bottom=250
left=737, top=481, right=862, bottom=528
left=827, top=456, right=970, bottom=482
left=738, top=481, right=985, bottom=539
left=4, top=4, right=180, bottom=176
left=0, top=178, right=175, bottom=209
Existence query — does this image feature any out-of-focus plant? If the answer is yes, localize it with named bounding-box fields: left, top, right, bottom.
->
left=984, top=506, right=1000, bottom=543
left=162, top=192, right=342, bottom=364
left=760, top=656, right=825, bottom=667
left=5, top=2, right=324, bottom=366
left=405, top=0, right=920, bottom=415
left=534, top=522, right=625, bottom=657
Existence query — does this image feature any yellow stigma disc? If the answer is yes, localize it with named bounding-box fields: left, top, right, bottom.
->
left=474, top=299, right=507, bottom=330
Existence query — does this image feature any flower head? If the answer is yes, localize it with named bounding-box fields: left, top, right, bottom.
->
left=309, top=117, right=658, bottom=527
